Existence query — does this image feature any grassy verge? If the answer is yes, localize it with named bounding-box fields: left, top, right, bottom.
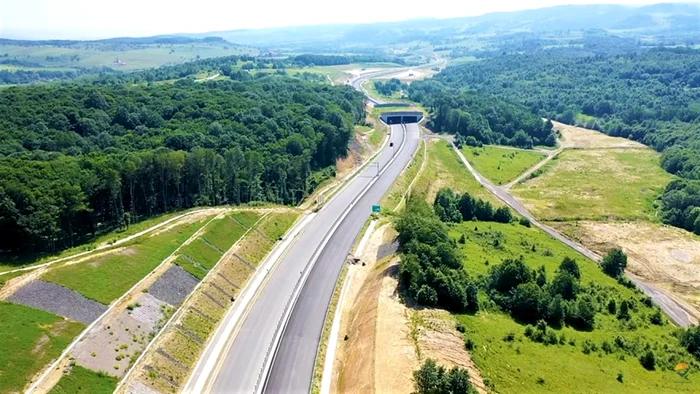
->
left=0, top=209, right=195, bottom=272
left=0, top=302, right=85, bottom=393
left=413, top=140, right=501, bottom=205
left=49, top=365, right=118, bottom=394
left=0, top=268, right=33, bottom=289
left=381, top=139, right=426, bottom=212
left=450, top=221, right=699, bottom=393
left=43, top=215, right=216, bottom=305
left=460, top=145, right=547, bottom=185
left=511, top=149, right=672, bottom=221
left=136, top=211, right=300, bottom=392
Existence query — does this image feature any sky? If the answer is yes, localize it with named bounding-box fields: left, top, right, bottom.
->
left=0, top=0, right=687, bottom=40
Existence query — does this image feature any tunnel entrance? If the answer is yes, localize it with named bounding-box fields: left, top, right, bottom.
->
left=380, top=111, right=423, bottom=124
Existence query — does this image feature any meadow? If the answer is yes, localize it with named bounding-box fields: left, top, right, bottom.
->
left=0, top=302, right=85, bottom=393
left=460, top=145, right=546, bottom=185
left=42, top=215, right=216, bottom=304
left=450, top=221, right=700, bottom=393
left=381, top=139, right=426, bottom=211
left=511, top=149, right=672, bottom=221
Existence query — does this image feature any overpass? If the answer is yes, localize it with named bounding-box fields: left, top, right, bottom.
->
left=380, top=111, right=424, bottom=124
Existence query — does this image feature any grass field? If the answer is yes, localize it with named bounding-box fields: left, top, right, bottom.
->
left=0, top=209, right=198, bottom=273
left=381, top=139, right=426, bottom=212
left=450, top=221, right=700, bottom=393
left=362, top=80, right=405, bottom=102
left=511, top=149, right=673, bottom=221
left=413, top=140, right=501, bottom=205
left=0, top=302, right=85, bottom=393
left=49, top=365, right=118, bottom=394
left=460, top=145, right=547, bottom=185
left=42, top=216, right=215, bottom=304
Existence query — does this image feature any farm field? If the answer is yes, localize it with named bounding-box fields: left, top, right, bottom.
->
left=49, top=365, right=118, bottom=394
left=0, top=42, right=254, bottom=71
left=42, top=213, right=217, bottom=304
left=460, top=145, right=547, bottom=186
left=451, top=221, right=700, bottom=394
left=511, top=148, right=672, bottom=221
left=0, top=301, right=85, bottom=393
left=413, top=139, right=501, bottom=205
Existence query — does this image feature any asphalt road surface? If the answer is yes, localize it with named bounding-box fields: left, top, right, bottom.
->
left=446, top=138, right=696, bottom=327
left=204, top=123, right=420, bottom=394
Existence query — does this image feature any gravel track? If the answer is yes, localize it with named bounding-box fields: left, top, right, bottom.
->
left=149, top=265, right=200, bottom=307
left=376, top=241, right=399, bottom=261
left=7, top=280, right=107, bottom=324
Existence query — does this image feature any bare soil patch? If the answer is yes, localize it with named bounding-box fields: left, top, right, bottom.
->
left=332, top=224, right=485, bottom=394
left=553, top=121, right=646, bottom=149
left=552, top=220, right=700, bottom=312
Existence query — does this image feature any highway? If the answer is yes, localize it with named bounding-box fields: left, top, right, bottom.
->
left=191, top=121, right=420, bottom=393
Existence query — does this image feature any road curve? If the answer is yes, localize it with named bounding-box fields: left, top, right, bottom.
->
left=199, top=123, right=419, bottom=394
left=443, top=137, right=697, bottom=327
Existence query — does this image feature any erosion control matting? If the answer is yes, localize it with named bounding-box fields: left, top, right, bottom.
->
left=7, top=280, right=107, bottom=324
left=149, top=265, right=200, bottom=307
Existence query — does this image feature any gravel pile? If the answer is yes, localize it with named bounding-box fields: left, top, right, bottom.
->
left=376, top=241, right=399, bottom=261
left=7, top=280, right=107, bottom=324
left=149, top=265, right=199, bottom=307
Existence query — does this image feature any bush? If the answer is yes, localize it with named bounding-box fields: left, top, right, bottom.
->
left=416, top=285, right=439, bottom=306
left=465, top=338, right=475, bottom=351
left=602, top=248, right=628, bottom=279
left=456, top=322, right=466, bottom=333
left=518, top=217, right=531, bottom=227
left=639, top=349, right=656, bottom=370
left=458, top=234, right=466, bottom=244
left=607, top=299, right=617, bottom=315
left=413, top=359, right=475, bottom=394
left=650, top=309, right=665, bottom=326
left=494, top=206, right=513, bottom=223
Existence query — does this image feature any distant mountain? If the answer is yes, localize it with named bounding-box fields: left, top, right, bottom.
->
left=182, top=2, right=700, bottom=49
left=0, top=35, right=229, bottom=47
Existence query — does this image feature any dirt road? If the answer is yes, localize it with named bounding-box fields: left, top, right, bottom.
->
left=436, top=135, right=697, bottom=327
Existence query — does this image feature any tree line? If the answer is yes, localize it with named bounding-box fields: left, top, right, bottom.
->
left=0, top=76, right=364, bottom=255
left=425, top=48, right=700, bottom=234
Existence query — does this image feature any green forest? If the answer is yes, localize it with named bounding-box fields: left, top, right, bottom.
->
left=428, top=48, right=700, bottom=234
left=0, top=76, right=364, bottom=255
left=408, top=80, right=557, bottom=149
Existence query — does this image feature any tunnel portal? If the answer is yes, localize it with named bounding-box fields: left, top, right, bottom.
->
left=380, top=111, right=423, bottom=124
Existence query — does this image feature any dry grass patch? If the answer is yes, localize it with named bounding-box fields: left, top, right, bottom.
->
left=512, top=148, right=672, bottom=221
left=218, top=257, right=254, bottom=290
left=191, top=292, right=224, bottom=321
left=554, top=121, right=647, bottom=149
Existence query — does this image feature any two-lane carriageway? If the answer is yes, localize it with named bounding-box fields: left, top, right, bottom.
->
left=195, top=122, right=420, bottom=393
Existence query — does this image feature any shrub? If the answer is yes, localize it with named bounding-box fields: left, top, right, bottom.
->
left=640, top=349, right=656, bottom=370
left=504, top=332, right=516, bottom=342
left=465, top=338, right=475, bottom=351
left=456, top=322, right=466, bottom=333
left=602, top=248, right=628, bottom=279
left=617, top=371, right=624, bottom=383
left=602, top=340, right=614, bottom=354
left=650, top=309, right=665, bottom=326
left=607, top=299, right=617, bottom=315
left=494, top=206, right=513, bottom=223
left=519, top=217, right=531, bottom=227
left=559, top=257, right=581, bottom=280
left=458, top=234, right=466, bottom=244
left=416, top=285, right=439, bottom=306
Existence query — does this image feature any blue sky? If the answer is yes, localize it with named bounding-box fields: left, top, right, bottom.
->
left=0, top=0, right=684, bottom=40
